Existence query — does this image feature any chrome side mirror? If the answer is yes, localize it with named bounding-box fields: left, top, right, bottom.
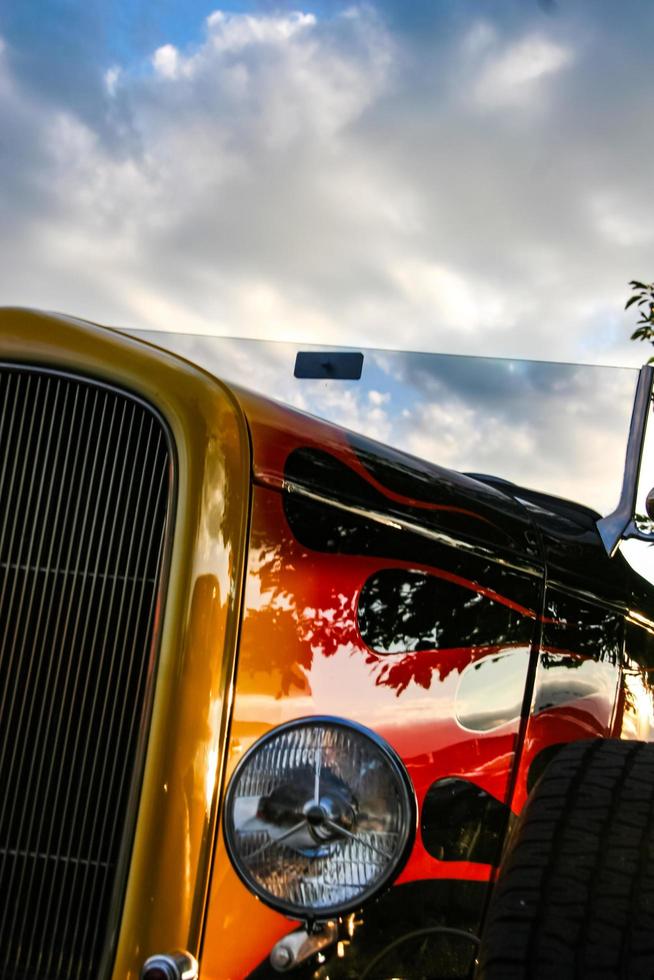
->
left=597, top=364, right=654, bottom=557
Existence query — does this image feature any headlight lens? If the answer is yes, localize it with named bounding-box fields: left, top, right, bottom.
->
left=223, top=717, right=415, bottom=920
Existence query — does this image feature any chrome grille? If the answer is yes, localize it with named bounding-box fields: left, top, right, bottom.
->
left=0, top=366, right=172, bottom=980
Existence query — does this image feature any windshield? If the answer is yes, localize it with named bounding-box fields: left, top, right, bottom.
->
left=122, top=328, right=638, bottom=518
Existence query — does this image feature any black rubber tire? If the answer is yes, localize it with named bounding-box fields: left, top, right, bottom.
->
left=477, top=739, right=654, bottom=980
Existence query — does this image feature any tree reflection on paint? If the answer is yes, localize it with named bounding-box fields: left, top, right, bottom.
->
left=357, top=569, right=534, bottom=696
left=237, top=501, right=536, bottom=699
left=359, top=570, right=532, bottom=655
left=236, top=519, right=360, bottom=698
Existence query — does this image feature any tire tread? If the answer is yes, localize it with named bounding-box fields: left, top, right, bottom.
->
left=477, top=739, right=654, bottom=980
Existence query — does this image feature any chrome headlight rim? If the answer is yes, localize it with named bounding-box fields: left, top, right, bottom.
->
left=222, top=715, right=417, bottom=921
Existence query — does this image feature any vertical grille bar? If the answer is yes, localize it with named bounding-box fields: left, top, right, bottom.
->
left=0, top=366, right=172, bottom=980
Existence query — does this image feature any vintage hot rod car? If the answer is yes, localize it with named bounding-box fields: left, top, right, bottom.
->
left=1, top=307, right=654, bottom=980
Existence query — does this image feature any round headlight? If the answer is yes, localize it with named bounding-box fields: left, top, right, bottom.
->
left=223, top=716, right=415, bottom=921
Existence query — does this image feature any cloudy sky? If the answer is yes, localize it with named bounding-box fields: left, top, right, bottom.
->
left=2, top=0, right=653, bottom=513
left=2, top=0, right=653, bottom=364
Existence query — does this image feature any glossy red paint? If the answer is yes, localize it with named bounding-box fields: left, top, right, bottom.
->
left=202, top=479, right=533, bottom=976
left=201, top=387, right=644, bottom=979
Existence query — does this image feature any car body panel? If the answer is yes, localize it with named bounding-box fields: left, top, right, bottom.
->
left=0, top=308, right=251, bottom=978
left=201, top=390, right=547, bottom=978
left=4, top=309, right=654, bottom=979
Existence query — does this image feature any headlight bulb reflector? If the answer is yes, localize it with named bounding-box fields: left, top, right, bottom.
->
left=223, top=717, right=415, bottom=920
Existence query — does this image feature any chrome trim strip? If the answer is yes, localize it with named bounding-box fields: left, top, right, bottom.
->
left=544, top=577, right=631, bottom=618
left=276, top=477, right=542, bottom=578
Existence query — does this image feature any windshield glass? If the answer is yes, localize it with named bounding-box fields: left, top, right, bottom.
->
left=121, top=328, right=638, bottom=517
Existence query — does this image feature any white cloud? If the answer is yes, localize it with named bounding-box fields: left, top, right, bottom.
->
left=152, top=44, right=181, bottom=80
left=590, top=192, right=654, bottom=248
left=0, top=3, right=651, bottom=378
left=368, top=389, right=390, bottom=406
left=205, top=10, right=317, bottom=50
left=473, top=34, right=573, bottom=108
left=390, top=259, right=509, bottom=334
left=405, top=400, right=533, bottom=489
left=104, top=65, right=121, bottom=95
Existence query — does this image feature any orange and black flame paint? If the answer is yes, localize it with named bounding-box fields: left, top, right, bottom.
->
left=201, top=389, right=654, bottom=980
